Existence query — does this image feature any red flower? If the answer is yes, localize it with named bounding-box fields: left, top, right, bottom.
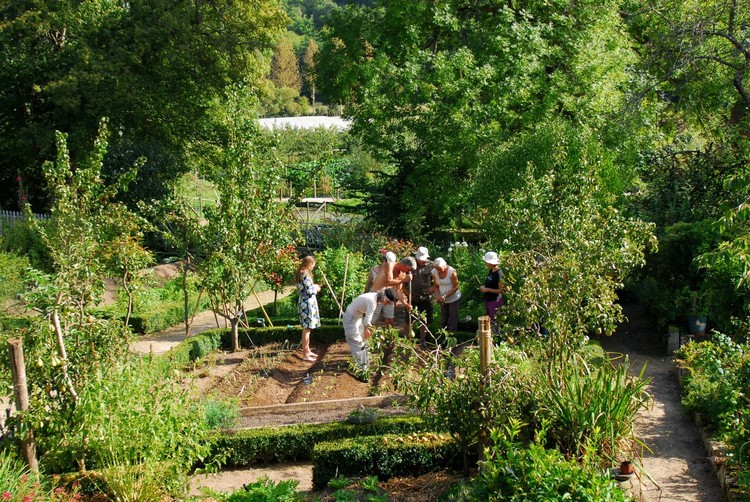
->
left=2, top=492, right=12, bottom=501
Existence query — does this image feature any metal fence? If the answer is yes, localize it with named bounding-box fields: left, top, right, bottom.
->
left=0, top=210, right=50, bottom=236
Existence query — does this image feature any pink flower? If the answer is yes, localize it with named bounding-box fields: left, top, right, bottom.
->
left=2, top=492, right=12, bottom=501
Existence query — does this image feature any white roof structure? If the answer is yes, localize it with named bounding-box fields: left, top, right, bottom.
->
left=258, top=116, right=352, bottom=131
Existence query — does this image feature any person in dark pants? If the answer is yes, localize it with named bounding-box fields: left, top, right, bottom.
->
left=412, top=246, right=434, bottom=346
left=479, top=251, right=504, bottom=335
left=432, top=257, right=461, bottom=332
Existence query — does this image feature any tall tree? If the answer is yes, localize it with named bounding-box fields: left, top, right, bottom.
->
left=0, top=0, right=287, bottom=211
left=302, top=38, right=320, bottom=104
left=317, top=0, right=641, bottom=238
left=270, top=36, right=303, bottom=92
left=199, top=86, right=297, bottom=351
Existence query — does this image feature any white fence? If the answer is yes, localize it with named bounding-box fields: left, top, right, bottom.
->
left=0, top=210, right=50, bottom=236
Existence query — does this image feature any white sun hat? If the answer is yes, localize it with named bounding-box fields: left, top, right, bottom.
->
left=482, top=251, right=499, bottom=265
left=415, top=246, right=429, bottom=261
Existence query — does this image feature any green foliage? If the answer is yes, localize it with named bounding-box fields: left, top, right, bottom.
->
left=444, top=425, right=628, bottom=502
left=0, top=220, right=51, bottom=271
left=44, top=357, right=214, bottom=497
left=199, top=85, right=297, bottom=350
left=380, top=331, right=535, bottom=458
left=311, top=433, right=462, bottom=489
left=676, top=334, right=750, bottom=493
left=204, top=399, right=240, bottom=430
left=318, top=0, right=641, bottom=238
left=487, top=155, right=655, bottom=351
left=0, top=251, right=30, bottom=305
left=0, top=0, right=287, bottom=211
left=535, top=354, right=651, bottom=461
left=211, top=416, right=427, bottom=467
left=218, top=476, right=302, bottom=501
left=316, top=247, right=368, bottom=317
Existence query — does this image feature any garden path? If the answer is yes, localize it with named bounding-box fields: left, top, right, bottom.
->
left=129, top=287, right=293, bottom=356
left=599, top=303, right=724, bottom=502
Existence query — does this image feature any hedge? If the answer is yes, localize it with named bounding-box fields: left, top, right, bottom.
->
left=311, top=432, right=463, bottom=489
left=208, top=416, right=429, bottom=467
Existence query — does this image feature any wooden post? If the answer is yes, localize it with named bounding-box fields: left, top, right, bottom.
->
left=477, top=316, right=493, bottom=465
left=7, top=338, right=38, bottom=472
left=479, top=315, right=494, bottom=372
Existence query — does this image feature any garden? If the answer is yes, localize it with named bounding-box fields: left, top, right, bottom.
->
left=2, top=0, right=750, bottom=500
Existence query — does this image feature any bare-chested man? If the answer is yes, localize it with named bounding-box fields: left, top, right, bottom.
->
left=371, top=256, right=416, bottom=303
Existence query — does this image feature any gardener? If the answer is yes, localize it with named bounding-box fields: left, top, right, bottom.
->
left=364, top=250, right=397, bottom=327
left=411, top=246, right=434, bottom=346
left=343, top=288, right=399, bottom=382
left=479, top=251, right=504, bottom=335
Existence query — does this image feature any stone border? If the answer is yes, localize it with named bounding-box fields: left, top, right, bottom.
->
left=676, top=366, right=745, bottom=501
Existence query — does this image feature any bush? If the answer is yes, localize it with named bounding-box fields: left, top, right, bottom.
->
left=0, top=251, right=30, bottom=305
left=444, top=427, right=628, bottom=501
left=211, top=416, right=427, bottom=467
left=41, top=357, right=215, bottom=498
left=311, top=432, right=462, bottom=489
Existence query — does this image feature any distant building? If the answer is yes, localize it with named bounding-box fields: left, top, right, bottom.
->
left=258, top=116, right=352, bottom=131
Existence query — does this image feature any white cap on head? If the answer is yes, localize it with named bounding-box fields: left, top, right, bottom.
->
left=415, top=246, right=429, bottom=261
left=385, top=251, right=396, bottom=263
left=434, top=257, right=447, bottom=268
left=483, top=251, right=499, bottom=265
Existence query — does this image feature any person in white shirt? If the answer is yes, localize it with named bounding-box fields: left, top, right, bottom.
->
left=431, top=257, right=461, bottom=332
left=343, top=288, right=399, bottom=380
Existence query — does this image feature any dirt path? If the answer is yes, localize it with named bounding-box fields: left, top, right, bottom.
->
left=129, top=287, right=293, bottom=356
left=599, top=303, right=724, bottom=502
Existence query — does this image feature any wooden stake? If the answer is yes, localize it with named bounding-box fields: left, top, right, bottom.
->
left=477, top=316, right=493, bottom=464
left=339, top=255, right=349, bottom=316
left=7, top=338, right=38, bottom=472
left=249, top=283, right=274, bottom=327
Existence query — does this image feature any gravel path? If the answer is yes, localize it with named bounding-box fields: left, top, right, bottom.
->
left=599, top=303, right=724, bottom=501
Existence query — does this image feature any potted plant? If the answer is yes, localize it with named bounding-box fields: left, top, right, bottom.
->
left=676, top=287, right=707, bottom=336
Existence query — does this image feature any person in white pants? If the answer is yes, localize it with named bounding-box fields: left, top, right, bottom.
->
left=343, top=288, right=399, bottom=377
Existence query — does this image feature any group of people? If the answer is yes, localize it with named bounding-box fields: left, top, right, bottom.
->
left=294, top=246, right=505, bottom=379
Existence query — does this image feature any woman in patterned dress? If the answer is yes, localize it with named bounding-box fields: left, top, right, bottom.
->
left=297, top=255, right=321, bottom=361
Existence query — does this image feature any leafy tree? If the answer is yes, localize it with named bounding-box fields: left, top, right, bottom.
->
left=270, top=36, right=303, bottom=92
left=0, top=0, right=287, bottom=211
left=483, top=129, right=655, bottom=354
left=302, top=38, right=321, bottom=104
left=5, top=120, right=152, bottom=468
left=199, top=86, right=297, bottom=351
left=318, top=0, right=641, bottom=238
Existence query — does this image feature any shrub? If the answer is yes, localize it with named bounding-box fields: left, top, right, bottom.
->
left=41, top=357, right=215, bottom=498
left=211, top=416, right=427, bottom=467
left=216, top=476, right=302, bottom=501
left=443, top=425, right=628, bottom=501
left=311, top=433, right=462, bottom=489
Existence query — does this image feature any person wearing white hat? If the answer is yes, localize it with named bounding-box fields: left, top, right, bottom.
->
left=412, top=246, right=434, bottom=346
left=479, top=251, right=504, bottom=334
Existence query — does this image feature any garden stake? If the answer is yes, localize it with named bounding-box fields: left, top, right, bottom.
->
left=339, top=255, right=349, bottom=316
left=249, top=282, right=274, bottom=327
left=319, top=269, right=344, bottom=319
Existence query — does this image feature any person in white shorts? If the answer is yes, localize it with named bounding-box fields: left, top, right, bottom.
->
left=343, top=288, right=399, bottom=379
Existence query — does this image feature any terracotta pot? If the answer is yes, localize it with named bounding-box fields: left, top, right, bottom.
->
left=619, top=461, right=634, bottom=475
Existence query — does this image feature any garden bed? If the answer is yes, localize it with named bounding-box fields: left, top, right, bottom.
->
left=188, top=338, right=418, bottom=427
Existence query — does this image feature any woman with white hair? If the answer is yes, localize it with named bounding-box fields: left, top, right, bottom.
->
left=431, top=257, right=461, bottom=332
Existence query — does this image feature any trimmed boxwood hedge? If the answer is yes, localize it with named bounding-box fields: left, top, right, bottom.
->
left=311, top=433, right=463, bottom=489
left=209, top=416, right=429, bottom=467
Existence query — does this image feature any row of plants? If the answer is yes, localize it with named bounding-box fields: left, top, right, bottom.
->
left=676, top=335, right=750, bottom=495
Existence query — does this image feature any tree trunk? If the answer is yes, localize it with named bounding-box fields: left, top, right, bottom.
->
left=231, top=316, right=240, bottom=352
left=7, top=338, right=38, bottom=472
